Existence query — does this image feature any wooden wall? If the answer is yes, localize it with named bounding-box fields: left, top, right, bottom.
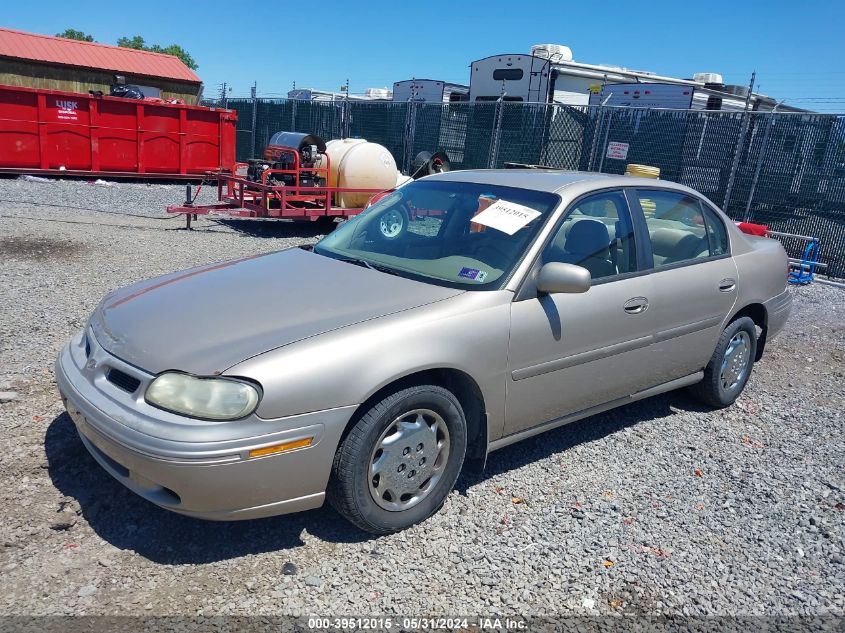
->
left=0, top=58, right=201, bottom=104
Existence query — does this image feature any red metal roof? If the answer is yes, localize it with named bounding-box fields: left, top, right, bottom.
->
left=0, top=28, right=201, bottom=83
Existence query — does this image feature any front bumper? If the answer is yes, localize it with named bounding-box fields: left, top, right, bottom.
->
left=55, top=330, right=356, bottom=520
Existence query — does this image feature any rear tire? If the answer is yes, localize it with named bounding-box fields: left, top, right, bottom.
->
left=327, top=385, right=467, bottom=534
left=689, top=316, right=757, bottom=408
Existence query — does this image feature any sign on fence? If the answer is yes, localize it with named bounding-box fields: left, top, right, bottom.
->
left=606, top=141, right=630, bottom=160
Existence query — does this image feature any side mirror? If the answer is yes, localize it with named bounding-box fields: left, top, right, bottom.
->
left=536, top=262, right=591, bottom=294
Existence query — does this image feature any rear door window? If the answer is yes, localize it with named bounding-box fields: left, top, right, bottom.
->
left=636, top=190, right=713, bottom=268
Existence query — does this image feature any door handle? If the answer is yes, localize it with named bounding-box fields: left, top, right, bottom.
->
left=718, top=278, right=737, bottom=292
left=623, top=297, right=649, bottom=314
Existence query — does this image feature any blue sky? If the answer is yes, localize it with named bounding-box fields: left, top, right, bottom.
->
left=5, top=0, right=845, bottom=111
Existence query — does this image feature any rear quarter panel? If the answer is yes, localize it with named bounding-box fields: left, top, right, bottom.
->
left=732, top=234, right=789, bottom=310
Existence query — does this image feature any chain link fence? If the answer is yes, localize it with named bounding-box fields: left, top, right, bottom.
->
left=209, top=97, right=845, bottom=278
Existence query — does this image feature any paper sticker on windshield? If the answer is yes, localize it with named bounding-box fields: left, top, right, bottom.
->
left=459, top=267, right=488, bottom=282
left=470, top=200, right=542, bottom=235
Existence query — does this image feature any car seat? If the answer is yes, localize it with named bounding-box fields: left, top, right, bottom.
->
left=549, top=219, right=616, bottom=279
left=649, top=227, right=709, bottom=266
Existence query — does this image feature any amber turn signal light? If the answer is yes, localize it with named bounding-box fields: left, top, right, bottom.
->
left=248, top=437, right=313, bottom=458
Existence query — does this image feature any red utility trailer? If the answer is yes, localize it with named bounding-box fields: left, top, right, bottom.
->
left=0, top=84, right=236, bottom=178
left=167, top=163, right=384, bottom=229
left=166, top=132, right=450, bottom=229
left=166, top=132, right=386, bottom=229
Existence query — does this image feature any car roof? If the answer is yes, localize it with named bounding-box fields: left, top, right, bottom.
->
left=424, top=169, right=697, bottom=196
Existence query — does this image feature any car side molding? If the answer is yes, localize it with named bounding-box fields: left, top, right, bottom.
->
left=488, top=371, right=703, bottom=453
left=511, top=334, right=653, bottom=381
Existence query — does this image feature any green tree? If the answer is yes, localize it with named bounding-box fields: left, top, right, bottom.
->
left=55, top=29, right=94, bottom=42
left=117, top=35, right=198, bottom=70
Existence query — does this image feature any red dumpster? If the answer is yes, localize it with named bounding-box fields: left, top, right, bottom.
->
left=0, top=84, right=236, bottom=178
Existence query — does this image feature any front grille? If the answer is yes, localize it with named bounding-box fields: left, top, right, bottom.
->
left=106, top=368, right=141, bottom=393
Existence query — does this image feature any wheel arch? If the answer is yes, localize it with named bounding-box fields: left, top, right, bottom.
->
left=728, top=302, right=768, bottom=361
left=340, top=368, right=489, bottom=472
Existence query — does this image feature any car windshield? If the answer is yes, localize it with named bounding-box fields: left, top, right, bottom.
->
left=314, top=180, right=560, bottom=289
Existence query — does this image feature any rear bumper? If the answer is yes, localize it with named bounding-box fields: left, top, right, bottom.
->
left=764, top=288, right=793, bottom=340
left=55, top=333, right=356, bottom=520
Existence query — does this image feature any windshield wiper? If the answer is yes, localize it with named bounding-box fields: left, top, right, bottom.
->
left=367, top=262, right=402, bottom=276
left=334, top=256, right=401, bottom=276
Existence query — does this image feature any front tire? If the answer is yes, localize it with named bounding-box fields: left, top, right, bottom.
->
left=327, top=385, right=467, bottom=534
left=689, top=316, right=757, bottom=408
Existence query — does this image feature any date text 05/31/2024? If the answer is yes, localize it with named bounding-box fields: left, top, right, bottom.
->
left=306, top=616, right=528, bottom=630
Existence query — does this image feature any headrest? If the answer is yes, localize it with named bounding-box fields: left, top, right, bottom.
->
left=651, top=227, right=706, bottom=258
left=565, top=219, right=610, bottom=256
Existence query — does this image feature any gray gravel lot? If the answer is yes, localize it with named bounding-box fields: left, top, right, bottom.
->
left=0, top=177, right=843, bottom=618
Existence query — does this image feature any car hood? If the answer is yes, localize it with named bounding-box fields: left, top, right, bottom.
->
left=90, top=248, right=463, bottom=375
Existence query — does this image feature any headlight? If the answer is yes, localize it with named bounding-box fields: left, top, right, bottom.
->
left=145, top=373, right=260, bottom=420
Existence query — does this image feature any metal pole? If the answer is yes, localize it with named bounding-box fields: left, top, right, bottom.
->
left=596, top=109, right=615, bottom=173
left=815, top=278, right=845, bottom=289
left=588, top=93, right=612, bottom=171
left=722, top=71, right=756, bottom=211
left=403, top=98, right=413, bottom=174
left=743, top=101, right=783, bottom=221
left=250, top=82, right=257, bottom=157
left=588, top=107, right=602, bottom=171
left=291, top=82, right=297, bottom=131
left=488, top=94, right=505, bottom=169
left=695, top=115, right=709, bottom=160
left=404, top=80, right=417, bottom=173
left=342, top=78, right=350, bottom=138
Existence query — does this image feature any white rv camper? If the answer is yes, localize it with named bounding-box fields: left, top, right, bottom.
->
left=470, top=45, right=800, bottom=112
left=287, top=88, right=391, bottom=102
left=392, top=79, right=469, bottom=103
left=587, top=79, right=800, bottom=112
left=468, top=54, right=552, bottom=103
left=470, top=45, right=698, bottom=105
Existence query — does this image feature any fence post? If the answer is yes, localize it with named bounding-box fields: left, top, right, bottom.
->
left=743, top=105, right=782, bottom=221
left=596, top=109, right=615, bottom=173
left=342, top=98, right=351, bottom=139
left=488, top=98, right=504, bottom=169
left=587, top=94, right=615, bottom=171
left=250, top=83, right=257, bottom=157
left=587, top=105, right=603, bottom=171
left=723, top=71, right=757, bottom=212
left=723, top=114, right=750, bottom=213
left=404, top=99, right=417, bottom=173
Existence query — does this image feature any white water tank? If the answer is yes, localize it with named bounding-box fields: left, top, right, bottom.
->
left=324, top=139, right=398, bottom=208
left=531, top=44, right=573, bottom=63
left=693, top=72, right=724, bottom=85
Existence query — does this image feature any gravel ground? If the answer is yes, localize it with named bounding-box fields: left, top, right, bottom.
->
left=0, top=176, right=843, bottom=619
